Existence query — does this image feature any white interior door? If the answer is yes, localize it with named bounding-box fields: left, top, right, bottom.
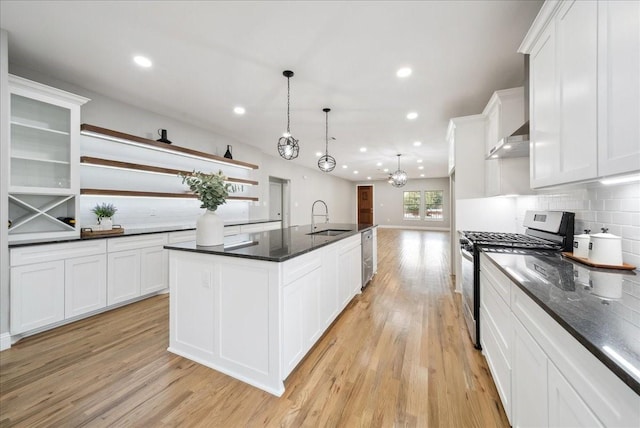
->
left=269, top=182, right=282, bottom=221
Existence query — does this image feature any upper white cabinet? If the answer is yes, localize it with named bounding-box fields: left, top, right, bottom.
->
left=8, top=75, right=89, bottom=241
left=482, top=87, right=532, bottom=196
left=521, top=0, right=639, bottom=188
left=447, top=115, right=486, bottom=199
left=597, top=0, right=640, bottom=176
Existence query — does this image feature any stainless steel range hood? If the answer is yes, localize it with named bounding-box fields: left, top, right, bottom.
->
left=486, top=121, right=529, bottom=159
left=486, top=55, right=530, bottom=160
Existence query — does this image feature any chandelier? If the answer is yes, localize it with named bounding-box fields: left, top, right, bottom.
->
left=390, top=154, right=408, bottom=187
left=277, top=70, right=299, bottom=160
left=318, top=108, right=336, bottom=172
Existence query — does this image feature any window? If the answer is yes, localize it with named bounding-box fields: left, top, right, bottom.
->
left=424, top=190, right=443, bottom=220
left=403, top=191, right=421, bottom=220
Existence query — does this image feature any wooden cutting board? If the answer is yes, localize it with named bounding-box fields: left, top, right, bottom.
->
left=81, top=227, right=124, bottom=238
left=561, top=252, right=636, bottom=270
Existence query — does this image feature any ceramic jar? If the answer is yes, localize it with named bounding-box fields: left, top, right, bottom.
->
left=573, top=229, right=590, bottom=259
left=589, top=228, right=623, bottom=266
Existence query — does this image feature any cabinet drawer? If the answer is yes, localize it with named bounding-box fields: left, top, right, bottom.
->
left=480, top=253, right=510, bottom=305
left=511, top=285, right=639, bottom=427
left=11, top=240, right=106, bottom=266
left=167, top=230, right=196, bottom=244
left=107, top=234, right=168, bottom=252
left=282, top=251, right=322, bottom=286
left=480, top=271, right=512, bottom=358
left=480, top=306, right=512, bottom=421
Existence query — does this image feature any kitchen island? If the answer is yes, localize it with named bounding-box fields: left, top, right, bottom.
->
left=164, top=223, right=376, bottom=395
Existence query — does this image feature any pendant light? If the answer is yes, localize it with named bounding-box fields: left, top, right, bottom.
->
left=318, top=108, right=336, bottom=172
left=277, top=70, right=299, bottom=160
left=390, top=154, right=408, bottom=187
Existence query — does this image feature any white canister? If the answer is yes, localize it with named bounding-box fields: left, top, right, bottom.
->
left=572, top=230, right=590, bottom=259
left=589, top=228, right=623, bottom=266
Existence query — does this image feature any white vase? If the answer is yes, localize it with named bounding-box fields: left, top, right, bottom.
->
left=196, top=210, right=224, bottom=246
left=99, top=218, right=113, bottom=231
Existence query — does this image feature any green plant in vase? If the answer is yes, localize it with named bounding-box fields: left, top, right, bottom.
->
left=179, top=170, right=238, bottom=246
left=91, top=202, right=117, bottom=230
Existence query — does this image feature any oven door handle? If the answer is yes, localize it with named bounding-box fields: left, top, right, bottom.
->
left=460, top=247, right=473, bottom=262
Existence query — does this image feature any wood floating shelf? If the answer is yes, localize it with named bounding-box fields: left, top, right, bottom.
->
left=80, top=124, right=259, bottom=170
left=80, top=188, right=259, bottom=202
left=80, top=156, right=259, bottom=186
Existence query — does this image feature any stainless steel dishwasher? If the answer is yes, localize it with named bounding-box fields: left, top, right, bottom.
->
left=361, top=229, right=374, bottom=288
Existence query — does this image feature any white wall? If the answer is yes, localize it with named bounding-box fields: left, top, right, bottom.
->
left=353, top=177, right=450, bottom=230
left=1, top=30, right=9, bottom=339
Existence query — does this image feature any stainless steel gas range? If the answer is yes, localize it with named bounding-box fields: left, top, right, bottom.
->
left=459, top=211, right=575, bottom=349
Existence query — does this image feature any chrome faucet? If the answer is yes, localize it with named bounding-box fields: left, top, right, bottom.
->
left=311, top=200, right=329, bottom=230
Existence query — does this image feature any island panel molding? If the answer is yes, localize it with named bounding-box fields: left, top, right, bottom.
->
left=80, top=124, right=259, bottom=170
left=80, top=188, right=259, bottom=202
left=80, top=156, right=259, bottom=186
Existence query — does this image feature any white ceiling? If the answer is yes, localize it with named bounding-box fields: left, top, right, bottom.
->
left=0, top=0, right=542, bottom=182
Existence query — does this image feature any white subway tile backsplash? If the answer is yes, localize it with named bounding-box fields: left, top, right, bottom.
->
left=517, top=182, right=640, bottom=264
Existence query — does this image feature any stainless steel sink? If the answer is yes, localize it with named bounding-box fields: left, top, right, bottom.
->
left=306, top=229, right=351, bottom=237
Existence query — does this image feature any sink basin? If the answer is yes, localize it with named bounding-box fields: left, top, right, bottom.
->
left=307, top=229, right=351, bottom=237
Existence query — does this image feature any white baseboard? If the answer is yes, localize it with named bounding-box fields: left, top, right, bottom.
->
left=378, top=225, right=450, bottom=232
left=0, top=332, right=11, bottom=351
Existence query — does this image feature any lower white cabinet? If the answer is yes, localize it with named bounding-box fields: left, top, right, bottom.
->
left=107, top=250, right=141, bottom=305
left=65, top=254, right=107, bottom=318
left=140, top=246, right=168, bottom=295
left=511, top=316, right=548, bottom=428
left=548, top=362, right=602, bottom=428
left=337, top=236, right=362, bottom=308
left=480, top=255, right=640, bottom=427
left=10, top=261, right=65, bottom=334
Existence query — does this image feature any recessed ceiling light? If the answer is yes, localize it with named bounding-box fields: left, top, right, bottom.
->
left=413, top=141, right=422, bottom=147
left=406, top=112, right=418, bottom=120
left=376, top=162, right=382, bottom=167
left=420, top=174, right=425, bottom=177
left=315, top=152, right=322, bottom=157
left=418, top=166, right=424, bottom=170
left=360, top=147, right=367, bottom=152
left=491, top=154, right=499, bottom=159
left=383, top=168, right=389, bottom=172
left=396, top=67, right=412, bottom=78
left=367, top=176, right=372, bottom=180
left=233, top=106, right=246, bottom=115
left=417, top=159, right=423, bottom=163
left=503, top=144, right=512, bottom=150
left=133, top=55, right=152, bottom=68
left=342, top=165, right=348, bottom=169
left=353, top=170, right=359, bottom=174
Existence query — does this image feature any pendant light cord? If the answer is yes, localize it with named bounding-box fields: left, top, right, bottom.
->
left=286, top=76, right=291, bottom=134
left=325, top=110, right=329, bottom=153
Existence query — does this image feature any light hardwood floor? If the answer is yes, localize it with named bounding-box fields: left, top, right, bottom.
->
left=0, top=229, right=509, bottom=427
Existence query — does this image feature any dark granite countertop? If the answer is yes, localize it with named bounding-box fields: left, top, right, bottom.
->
left=483, top=250, right=640, bottom=395
left=8, top=219, right=281, bottom=248
left=165, top=223, right=376, bottom=262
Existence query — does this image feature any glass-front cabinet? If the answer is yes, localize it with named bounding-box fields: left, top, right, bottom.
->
left=8, top=75, right=89, bottom=242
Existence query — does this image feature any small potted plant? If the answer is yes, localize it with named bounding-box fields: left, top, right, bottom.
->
left=91, top=202, right=117, bottom=231
left=179, top=170, right=237, bottom=246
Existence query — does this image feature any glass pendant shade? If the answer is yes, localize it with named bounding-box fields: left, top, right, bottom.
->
left=391, top=154, right=408, bottom=187
left=278, top=70, right=299, bottom=160
left=318, top=107, right=336, bottom=172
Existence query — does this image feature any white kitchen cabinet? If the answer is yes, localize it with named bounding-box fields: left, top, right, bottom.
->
left=527, top=0, right=598, bottom=188
left=511, top=314, right=548, bottom=428
left=479, top=254, right=513, bottom=422
left=65, top=254, right=106, bottom=318
left=548, top=362, right=603, bottom=427
left=522, top=0, right=638, bottom=187
left=107, top=249, right=141, bottom=305
left=337, top=235, right=362, bottom=309
left=7, top=76, right=89, bottom=242
left=447, top=115, right=486, bottom=198
left=107, top=234, right=168, bottom=304
left=140, top=245, right=168, bottom=295
left=10, top=261, right=65, bottom=334
left=597, top=0, right=640, bottom=177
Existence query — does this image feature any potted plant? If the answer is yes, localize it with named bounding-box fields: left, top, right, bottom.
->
left=91, top=202, right=117, bottom=231
left=180, top=170, right=237, bottom=246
